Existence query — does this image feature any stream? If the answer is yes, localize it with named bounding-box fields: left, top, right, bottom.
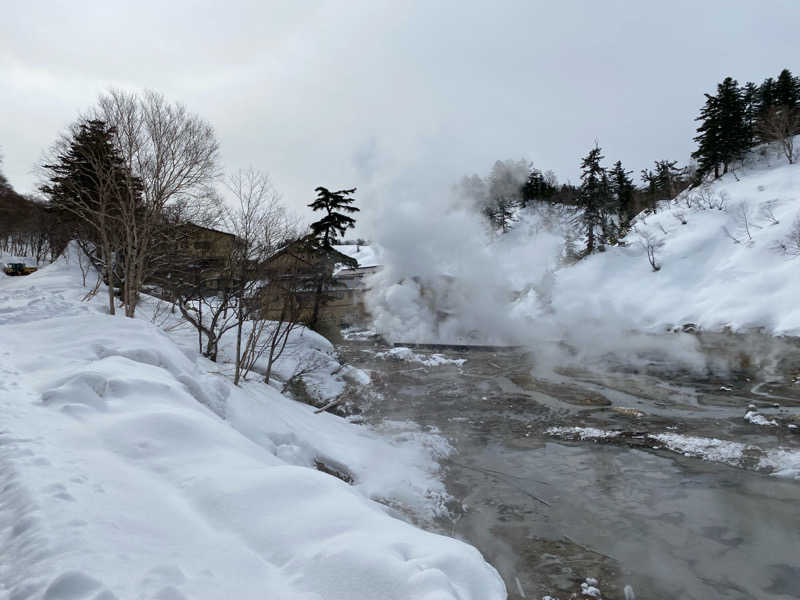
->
left=340, top=334, right=800, bottom=600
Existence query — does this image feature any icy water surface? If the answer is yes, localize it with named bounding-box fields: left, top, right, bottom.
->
left=341, top=337, right=800, bottom=600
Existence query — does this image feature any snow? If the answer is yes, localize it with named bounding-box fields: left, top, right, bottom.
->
left=744, top=410, right=778, bottom=426
left=553, top=152, right=800, bottom=336
left=546, top=426, right=621, bottom=441
left=366, top=142, right=800, bottom=347
left=580, top=580, right=601, bottom=598
left=333, top=243, right=380, bottom=268
left=546, top=425, right=800, bottom=480
left=651, top=433, right=800, bottom=480
left=651, top=432, right=751, bottom=466
left=375, top=347, right=466, bottom=367
left=0, top=247, right=505, bottom=599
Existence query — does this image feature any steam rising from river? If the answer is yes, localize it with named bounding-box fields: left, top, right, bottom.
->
left=364, top=187, right=713, bottom=374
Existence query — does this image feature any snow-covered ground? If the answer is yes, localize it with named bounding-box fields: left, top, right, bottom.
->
left=367, top=141, right=800, bottom=347
left=554, top=151, right=800, bottom=336
left=0, top=251, right=505, bottom=599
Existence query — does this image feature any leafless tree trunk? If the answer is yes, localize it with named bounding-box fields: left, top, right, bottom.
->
left=224, top=168, right=297, bottom=385
left=95, top=88, right=220, bottom=317
left=41, top=122, right=125, bottom=315
left=637, top=228, right=664, bottom=272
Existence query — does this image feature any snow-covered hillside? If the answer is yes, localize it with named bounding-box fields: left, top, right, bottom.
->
left=0, top=254, right=505, bottom=599
left=367, top=143, right=800, bottom=346
left=554, top=153, right=800, bottom=336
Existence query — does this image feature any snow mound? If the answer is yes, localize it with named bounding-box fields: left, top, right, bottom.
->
left=376, top=347, right=467, bottom=367
left=0, top=251, right=505, bottom=599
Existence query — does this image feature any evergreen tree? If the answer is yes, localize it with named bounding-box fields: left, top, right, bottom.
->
left=758, top=77, right=777, bottom=119
left=521, top=167, right=557, bottom=206
left=692, top=78, right=748, bottom=179
left=609, top=160, right=635, bottom=227
left=692, top=93, right=722, bottom=179
left=483, top=159, right=527, bottom=231
left=41, top=119, right=141, bottom=315
left=775, top=68, right=799, bottom=109
left=42, top=120, right=134, bottom=226
left=307, top=186, right=359, bottom=248
left=742, top=81, right=760, bottom=146
left=716, top=77, right=748, bottom=172
left=576, top=143, right=607, bottom=254
left=654, top=160, right=683, bottom=199
left=598, top=169, right=617, bottom=243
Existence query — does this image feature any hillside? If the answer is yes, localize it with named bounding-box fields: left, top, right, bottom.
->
left=0, top=251, right=505, bottom=599
left=367, top=142, right=800, bottom=349
left=552, top=148, right=800, bottom=336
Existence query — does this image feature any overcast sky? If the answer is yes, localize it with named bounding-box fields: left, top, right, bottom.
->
left=2, top=0, right=798, bottom=234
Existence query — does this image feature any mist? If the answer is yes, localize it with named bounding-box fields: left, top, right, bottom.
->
left=363, top=172, right=720, bottom=376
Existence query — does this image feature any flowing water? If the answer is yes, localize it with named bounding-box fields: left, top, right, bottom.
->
left=340, top=336, right=800, bottom=600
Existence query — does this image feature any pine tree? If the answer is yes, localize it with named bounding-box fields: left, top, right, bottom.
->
left=742, top=81, right=760, bottom=146
left=576, top=143, right=607, bottom=255
left=758, top=77, right=777, bottom=120
left=775, top=68, right=799, bottom=109
left=308, top=186, right=359, bottom=248
left=716, top=77, right=748, bottom=172
left=42, top=120, right=132, bottom=224
left=692, top=78, right=748, bottom=179
left=654, top=160, right=683, bottom=199
left=609, top=160, right=635, bottom=228
left=41, top=119, right=141, bottom=315
left=521, top=167, right=557, bottom=206
left=692, top=93, right=722, bottom=179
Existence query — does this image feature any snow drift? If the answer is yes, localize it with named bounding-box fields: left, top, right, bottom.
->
left=0, top=252, right=505, bottom=599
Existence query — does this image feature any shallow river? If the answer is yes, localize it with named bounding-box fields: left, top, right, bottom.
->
left=340, top=337, right=800, bottom=600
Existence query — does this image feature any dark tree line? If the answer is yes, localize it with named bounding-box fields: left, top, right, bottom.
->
left=0, top=154, right=59, bottom=263
left=693, top=68, right=800, bottom=177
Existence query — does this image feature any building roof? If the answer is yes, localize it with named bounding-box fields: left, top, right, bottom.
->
left=265, top=236, right=358, bottom=268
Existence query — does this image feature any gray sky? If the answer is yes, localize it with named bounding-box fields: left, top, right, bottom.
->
left=2, top=0, right=798, bottom=234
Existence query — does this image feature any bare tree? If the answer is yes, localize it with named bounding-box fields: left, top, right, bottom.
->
left=774, top=212, right=800, bottom=257
left=238, top=272, right=306, bottom=385
left=40, top=119, right=131, bottom=315
left=224, top=168, right=298, bottom=385
left=637, top=228, right=664, bottom=272
left=759, top=200, right=781, bottom=226
left=733, top=202, right=758, bottom=245
left=758, top=106, right=800, bottom=165
left=94, top=89, right=220, bottom=316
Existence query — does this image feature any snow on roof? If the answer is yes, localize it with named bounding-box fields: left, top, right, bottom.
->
left=333, top=243, right=380, bottom=268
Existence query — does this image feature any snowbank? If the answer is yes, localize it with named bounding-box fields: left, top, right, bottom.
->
left=0, top=251, right=505, bottom=599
